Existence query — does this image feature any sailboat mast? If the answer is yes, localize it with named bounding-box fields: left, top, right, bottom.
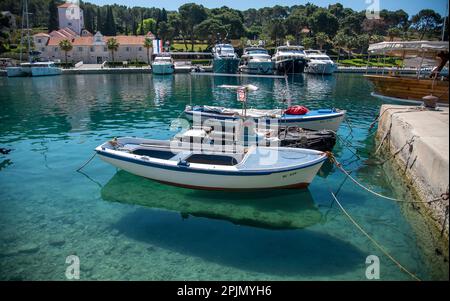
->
left=19, top=0, right=25, bottom=63
left=25, top=0, right=31, bottom=62
left=442, top=1, right=448, bottom=41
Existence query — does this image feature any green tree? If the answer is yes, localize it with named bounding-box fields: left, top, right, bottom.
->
left=387, top=27, right=402, bottom=41
left=58, top=39, right=73, bottom=67
left=309, top=8, right=339, bottom=36
left=265, top=19, right=285, bottom=46
left=137, top=18, right=157, bottom=35
left=103, top=6, right=117, bottom=35
left=96, top=7, right=102, bottom=32
left=143, top=37, right=152, bottom=64
left=302, top=37, right=314, bottom=49
left=411, top=9, right=442, bottom=39
left=285, top=9, right=308, bottom=44
left=107, top=38, right=119, bottom=63
left=356, top=34, right=370, bottom=54
left=157, top=21, right=174, bottom=43
left=195, top=18, right=228, bottom=47
left=333, top=30, right=347, bottom=62
left=179, top=3, right=208, bottom=51
left=315, top=32, right=328, bottom=50
left=48, top=0, right=58, bottom=32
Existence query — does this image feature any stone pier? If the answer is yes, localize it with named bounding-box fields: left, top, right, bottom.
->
left=376, top=104, right=449, bottom=237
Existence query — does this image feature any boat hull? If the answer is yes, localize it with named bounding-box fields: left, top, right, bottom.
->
left=97, top=151, right=325, bottom=190
left=152, top=63, right=174, bottom=75
left=185, top=110, right=346, bottom=132
left=306, top=63, right=336, bottom=75
left=31, top=67, right=62, bottom=77
left=275, top=58, right=306, bottom=74
left=213, top=58, right=240, bottom=74
left=240, top=61, right=274, bottom=75
left=6, top=66, right=31, bottom=77
left=364, top=75, right=449, bottom=104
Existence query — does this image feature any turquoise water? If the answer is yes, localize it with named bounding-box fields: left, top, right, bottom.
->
left=0, top=73, right=447, bottom=280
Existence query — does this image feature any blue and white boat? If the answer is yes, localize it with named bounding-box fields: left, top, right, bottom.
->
left=30, top=61, right=62, bottom=77
left=212, top=44, right=240, bottom=74
left=95, top=137, right=327, bottom=190
left=152, top=53, right=174, bottom=75
left=184, top=105, right=346, bottom=131
left=6, top=63, right=32, bottom=77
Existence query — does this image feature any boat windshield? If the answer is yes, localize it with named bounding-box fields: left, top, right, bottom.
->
left=247, top=49, right=268, bottom=55
left=154, top=57, right=172, bottom=62
left=312, top=56, right=332, bottom=60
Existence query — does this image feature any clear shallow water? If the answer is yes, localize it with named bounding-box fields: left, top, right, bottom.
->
left=0, top=73, right=447, bottom=280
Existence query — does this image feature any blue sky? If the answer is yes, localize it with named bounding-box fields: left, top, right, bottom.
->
left=86, top=0, right=448, bottom=16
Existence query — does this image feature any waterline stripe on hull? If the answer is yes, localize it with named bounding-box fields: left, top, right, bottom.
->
left=154, top=178, right=309, bottom=190
left=185, top=111, right=345, bottom=122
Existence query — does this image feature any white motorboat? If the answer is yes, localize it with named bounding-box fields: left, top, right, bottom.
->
left=305, top=50, right=337, bottom=75
left=95, top=137, right=327, bottom=190
left=152, top=53, right=174, bottom=75
left=30, top=61, right=62, bottom=76
left=239, top=47, right=274, bottom=75
left=184, top=105, right=346, bottom=131
left=272, top=45, right=307, bottom=74
left=212, top=44, right=240, bottom=74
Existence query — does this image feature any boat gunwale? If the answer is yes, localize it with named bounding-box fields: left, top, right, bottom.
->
left=95, top=142, right=327, bottom=176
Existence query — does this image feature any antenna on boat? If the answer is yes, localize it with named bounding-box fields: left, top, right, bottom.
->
left=218, top=84, right=258, bottom=117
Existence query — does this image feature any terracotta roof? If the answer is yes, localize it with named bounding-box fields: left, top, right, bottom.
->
left=47, top=37, right=67, bottom=46
left=58, top=3, right=75, bottom=8
left=34, top=32, right=50, bottom=37
left=108, top=36, right=147, bottom=45
left=72, top=37, right=94, bottom=46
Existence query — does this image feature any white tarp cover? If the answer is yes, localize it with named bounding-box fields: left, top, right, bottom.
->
left=368, top=41, right=449, bottom=57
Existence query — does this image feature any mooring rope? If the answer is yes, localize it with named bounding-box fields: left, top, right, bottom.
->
left=327, top=153, right=449, bottom=205
left=326, top=184, right=422, bottom=281
left=76, top=152, right=97, bottom=172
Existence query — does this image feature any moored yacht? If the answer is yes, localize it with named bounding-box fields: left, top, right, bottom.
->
left=212, top=44, right=240, bottom=74
left=30, top=61, right=62, bottom=76
left=272, top=45, right=307, bottom=74
left=152, top=53, right=175, bottom=75
left=239, top=47, right=274, bottom=75
left=305, top=50, right=337, bottom=75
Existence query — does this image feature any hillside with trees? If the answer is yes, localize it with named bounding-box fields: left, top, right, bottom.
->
left=0, top=0, right=448, bottom=57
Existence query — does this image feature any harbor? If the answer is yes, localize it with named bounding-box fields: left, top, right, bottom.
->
left=0, top=73, right=448, bottom=280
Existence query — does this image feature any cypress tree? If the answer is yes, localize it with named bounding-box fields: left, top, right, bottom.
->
left=96, top=7, right=102, bottom=33
left=48, top=0, right=58, bottom=32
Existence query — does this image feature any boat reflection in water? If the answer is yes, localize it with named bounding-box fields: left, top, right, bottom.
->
left=101, top=170, right=323, bottom=230
left=152, top=75, right=173, bottom=105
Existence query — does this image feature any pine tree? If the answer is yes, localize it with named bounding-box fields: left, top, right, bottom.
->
left=96, top=7, right=102, bottom=33
left=161, top=8, right=168, bottom=23
left=139, top=14, right=144, bottom=35
left=103, top=6, right=117, bottom=35
left=48, top=0, right=58, bottom=32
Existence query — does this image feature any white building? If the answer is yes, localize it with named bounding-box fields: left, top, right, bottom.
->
left=58, top=3, right=84, bottom=35
left=33, top=2, right=153, bottom=64
left=34, top=31, right=153, bottom=64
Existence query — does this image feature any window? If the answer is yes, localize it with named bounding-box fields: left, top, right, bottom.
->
left=54, top=47, right=58, bottom=52
left=90, top=47, right=94, bottom=52
left=126, top=47, right=130, bottom=52
left=103, top=47, right=107, bottom=52
left=78, top=47, right=83, bottom=52
left=68, top=22, right=72, bottom=26
left=41, top=47, right=45, bottom=52
left=37, top=39, right=42, bottom=43
left=138, top=47, right=142, bottom=51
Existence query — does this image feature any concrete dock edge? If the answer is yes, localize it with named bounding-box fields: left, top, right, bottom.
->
left=376, top=104, right=449, bottom=238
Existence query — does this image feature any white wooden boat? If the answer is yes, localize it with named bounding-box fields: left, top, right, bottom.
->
left=95, top=137, right=327, bottom=190
left=184, top=105, right=346, bottom=131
